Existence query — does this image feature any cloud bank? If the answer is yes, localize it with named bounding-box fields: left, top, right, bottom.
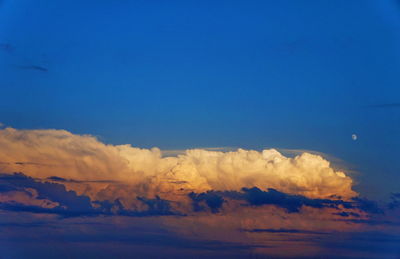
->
left=0, top=127, right=356, bottom=203
left=1, top=127, right=400, bottom=258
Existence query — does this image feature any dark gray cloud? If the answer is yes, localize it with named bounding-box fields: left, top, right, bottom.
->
left=0, top=202, right=97, bottom=217
left=189, top=191, right=225, bottom=213
left=238, top=187, right=344, bottom=212
left=137, top=196, right=177, bottom=216
left=0, top=173, right=392, bottom=219
left=46, top=176, right=118, bottom=183
left=333, top=211, right=361, bottom=217
left=0, top=173, right=93, bottom=212
left=191, top=188, right=345, bottom=213
left=0, top=173, right=179, bottom=217
left=188, top=187, right=385, bottom=215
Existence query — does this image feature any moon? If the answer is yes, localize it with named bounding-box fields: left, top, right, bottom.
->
left=352, top=134, right=357, bottom=141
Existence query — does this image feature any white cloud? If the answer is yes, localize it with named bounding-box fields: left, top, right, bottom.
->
left=0, top=127, right=356, bottom=206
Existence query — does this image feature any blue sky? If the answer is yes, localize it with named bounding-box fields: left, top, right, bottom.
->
left=1, top=0, right=400, bottom=199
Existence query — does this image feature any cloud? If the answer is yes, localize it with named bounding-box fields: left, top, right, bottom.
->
left=162, top=147, right=237, bottom=157
left=0, top=172, right=95, bottom=216
left=0, top=127, right=357, bottom=205
left=188, top=187, right=382, bottom=215
left=0, top=43, right=13, bottom=53
left=189, top=191, right=225, bottom=213
left=15, top=65, right=48, bottom=72
left=0, top=173, right=92, bottom=210
left=0, top=172, right=181, bottom=217
left=388, top=193, right=400, bottom=209
left=350, top=197, right=383, bottom=214
left=0, top=171, right=377, bottom=224
left=333, top=211, right=361, bottom=217
left=242, top=228, right=328, bottom=235
left=135, top=196, right=178, bottom=216
left=366, top=103, right=400, bottom=108
left=4, top=127, right=399, bottom=257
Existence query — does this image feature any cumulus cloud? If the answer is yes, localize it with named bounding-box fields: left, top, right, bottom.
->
left=1, top=127, right=400, bottom=258
left=0, top=127, right=356, bottom=204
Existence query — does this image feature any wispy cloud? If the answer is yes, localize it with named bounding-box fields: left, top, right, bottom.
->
left=15, top=65, right=48, bottom=72
left=366, top=103, right=400, bottom=108
left=241, top=228, right=328, bottom=235
left=0, top=43, right=13, bottom=53
left=162, top=147, right=237, bottom=157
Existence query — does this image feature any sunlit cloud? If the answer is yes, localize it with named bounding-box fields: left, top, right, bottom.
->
left=0, top=127, right=399, bottom=257
left=0, top=127, right=356, bottom=201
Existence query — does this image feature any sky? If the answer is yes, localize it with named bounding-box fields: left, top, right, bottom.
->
left=0, top=0, right=400, bottom=258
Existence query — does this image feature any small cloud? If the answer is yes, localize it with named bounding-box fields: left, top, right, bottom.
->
left=46, top=176, right=67, bottom=182
left=136, top=196, right=178, bottom=216
left=161, top=149, right=186, bottom=157
left=162, top=147, right=236, bottom=157
left=242, top=228, right=327, bottom=235
left=0, top=43, right=13, bottom=53
left=333, top=211, right=361, bottom=217
left=14, top=161, right=53, bottom=167
left=388, top=192, right=400, bottom=210
left=15, top=65, right=48, bottom=72
left=189, top=191, right=225, bottom=213
left=366, top=103, right=400, bottom=108
left=350, top=197, right=384, bottom=214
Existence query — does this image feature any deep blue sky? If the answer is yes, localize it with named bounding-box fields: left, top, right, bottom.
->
left=0, top=0, right=400, bottom=198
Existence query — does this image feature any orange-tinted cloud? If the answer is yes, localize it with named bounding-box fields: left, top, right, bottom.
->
left=0, top=127, right=356, bottom=203
left=0, top=127, right=399, bottom=257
